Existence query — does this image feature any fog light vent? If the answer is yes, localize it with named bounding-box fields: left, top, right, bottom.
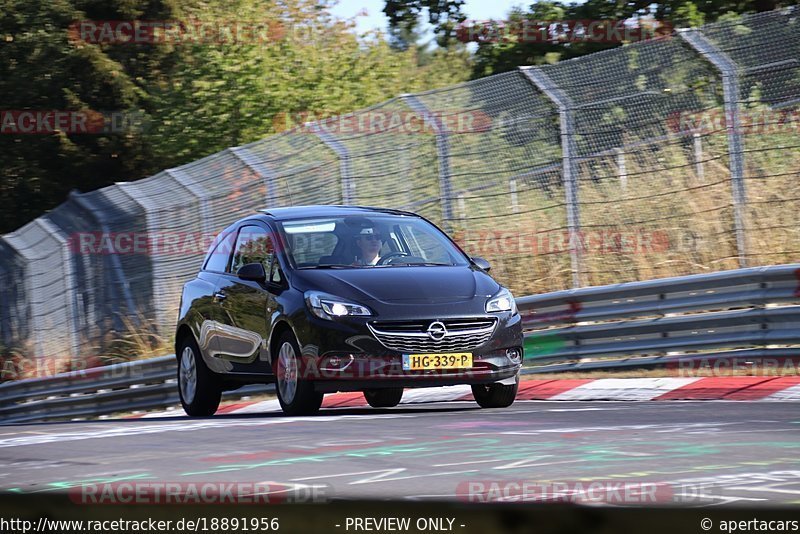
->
left=320, top=354, right=354, bottom=371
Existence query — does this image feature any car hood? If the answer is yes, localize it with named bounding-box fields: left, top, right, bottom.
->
left=292, top=266, right=501, bottom=304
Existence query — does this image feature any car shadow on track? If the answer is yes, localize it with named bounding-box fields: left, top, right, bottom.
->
left=0, top=404, right=484, bottom=427
left=178, top=404, right=483, bottom=421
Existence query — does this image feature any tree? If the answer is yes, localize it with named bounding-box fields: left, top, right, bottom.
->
left=467, top=0, right=800, bottom=78
left=383, top=0, right=467, bottom=48
left=0, top=0, right=184, bottom=233
left=0, top=0, right=472, bottom=234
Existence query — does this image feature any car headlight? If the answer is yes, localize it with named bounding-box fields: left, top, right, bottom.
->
left=486, top=288, right=517, bottom=314
left=305, top=291, right=372, bottom=320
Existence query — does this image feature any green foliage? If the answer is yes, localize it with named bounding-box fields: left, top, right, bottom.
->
left=0, top=0, right=471, bottom=233
left=461, top=0, right=800, bottom=78
left=383, top=0, right=466, bottom=48
left=0, top=0, right=181, bottom=233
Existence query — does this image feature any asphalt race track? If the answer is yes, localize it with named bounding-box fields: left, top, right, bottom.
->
left=2, top=401, right=799, bottom=506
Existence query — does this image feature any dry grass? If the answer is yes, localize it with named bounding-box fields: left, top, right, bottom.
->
left=455, top=130, right=800, bottom=297
left=100, top=314, right=173, bottom=364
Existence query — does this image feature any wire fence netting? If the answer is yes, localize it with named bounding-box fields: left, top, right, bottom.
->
left=1, top=9, right=798, bottom=363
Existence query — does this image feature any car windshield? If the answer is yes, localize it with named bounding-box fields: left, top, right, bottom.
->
left=276, top=214, right=470, bottom=269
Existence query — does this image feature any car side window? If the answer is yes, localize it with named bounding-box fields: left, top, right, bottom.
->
left=203, top=230, right=236, bottom=272
left=230, top=226, right=275, bottom=275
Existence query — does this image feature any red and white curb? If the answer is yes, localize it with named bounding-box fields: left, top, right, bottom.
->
left=129, top=376, right=800, bottom=418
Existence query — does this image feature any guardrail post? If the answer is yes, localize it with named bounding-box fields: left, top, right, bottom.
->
left=400, top=94, right=454, bottom=230
left=229, top=146, right=279, bottom=207
left=69, top=191, right=137, bottom=330
left=0, top=236, right=44, bottom=358
left=308, top=124, right=354, bottom=204
left=520, top=66, right=584, bottom=287
left=678, top=29, right=749, bottom=267
left=35, top=218, right=82, bottom=361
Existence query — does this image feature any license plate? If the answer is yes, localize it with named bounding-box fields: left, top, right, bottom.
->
left=402, top=353, right=473, bottom=370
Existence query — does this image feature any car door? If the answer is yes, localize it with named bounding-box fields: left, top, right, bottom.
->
left=213, top=224, right=278, bottom=373
left=193, top=227, right=237, bottom=364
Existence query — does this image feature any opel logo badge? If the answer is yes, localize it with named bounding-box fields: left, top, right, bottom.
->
left=427, top=321, right=447, bottom=341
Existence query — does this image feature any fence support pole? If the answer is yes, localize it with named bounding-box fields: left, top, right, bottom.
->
left=35, top=218, right=82, bottom=361
left=229, top=146, right=279, bottom=207
left=520, top=66, right=584, bottom=288
left=679, top=29, right=748, bottom=267
left=401, top=94, right=454, bottom=230
left=615, top=148, right=628, bottom=193
left=166, top=168, right=213, bottom=235
left=310, top=125, right=354, bottom=204
left=693, top=133, right=705, bottom=183
left=1, top=236, right=45, bottom=358
left=509, top=179, right=519, bottom=214
left=457, top=193, right=466, bottom=226
left=69, top=191, right=137, bottom=330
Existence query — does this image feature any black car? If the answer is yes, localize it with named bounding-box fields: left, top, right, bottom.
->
left=175, top=206, right=523, bottom=416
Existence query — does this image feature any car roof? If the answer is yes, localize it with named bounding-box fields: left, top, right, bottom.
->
left=257, top=205, right=418, bottom=221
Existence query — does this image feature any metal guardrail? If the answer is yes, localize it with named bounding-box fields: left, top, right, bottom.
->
left=1, top=264, right=799, bottom=424
left=0, top=356, right=273, bottom=424
left=519, top=263, right=800, bottom=373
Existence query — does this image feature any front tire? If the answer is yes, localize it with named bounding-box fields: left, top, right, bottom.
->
left=471, top=374, right=518, bottom=408
left=363, top=388, right=403, bottom=408
left=178, top=336, right=221, bottom=416
left=274, top=332, right=323, bottom=416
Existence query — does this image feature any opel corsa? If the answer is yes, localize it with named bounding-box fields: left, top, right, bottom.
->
left=175, top=206, right=523, bottom=416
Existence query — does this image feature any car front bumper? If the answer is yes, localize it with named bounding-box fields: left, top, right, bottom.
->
left=293, top=311, right=523, bottom=392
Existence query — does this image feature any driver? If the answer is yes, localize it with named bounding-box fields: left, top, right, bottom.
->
left=353, top=226, right=383, bottom=266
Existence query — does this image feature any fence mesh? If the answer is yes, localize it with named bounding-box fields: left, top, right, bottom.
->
left=1, top=9, right=799, bottom=363
left=700, top=10, right=800, bottom=265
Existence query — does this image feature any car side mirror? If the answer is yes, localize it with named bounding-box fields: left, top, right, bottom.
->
left=472, top=256, right=491, bottom=272
left=237, top=262, right=267, bottom=282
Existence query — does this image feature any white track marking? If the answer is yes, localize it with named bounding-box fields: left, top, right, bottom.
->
left=0, top=413, right=414, bottom=449
left=763, top=383, right=800, bottom=401
left=549, top=378, right=703, bottom=401
left=400, top=385, right=472, bottom=404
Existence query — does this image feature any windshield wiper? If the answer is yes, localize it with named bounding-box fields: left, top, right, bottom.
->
left=308, top=264, right=352, bottom=269
left=389, top=262, right=451, bottom=267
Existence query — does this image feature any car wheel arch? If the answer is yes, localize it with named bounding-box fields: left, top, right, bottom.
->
left=268, top=320, right=296, bottom=367
left=175, top=324, right=195, bottom=359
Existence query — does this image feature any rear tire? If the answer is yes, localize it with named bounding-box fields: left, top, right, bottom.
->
left=471, top=374, right=518, bottom=408
left=177, top=336, right=222, bottom=416
left=363, top=388, right=404, bottom=408
left=274, top=332, right=323, bottom=416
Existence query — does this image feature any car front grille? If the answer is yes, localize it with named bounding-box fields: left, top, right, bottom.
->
left=367, top=318, right=497, bottom=353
